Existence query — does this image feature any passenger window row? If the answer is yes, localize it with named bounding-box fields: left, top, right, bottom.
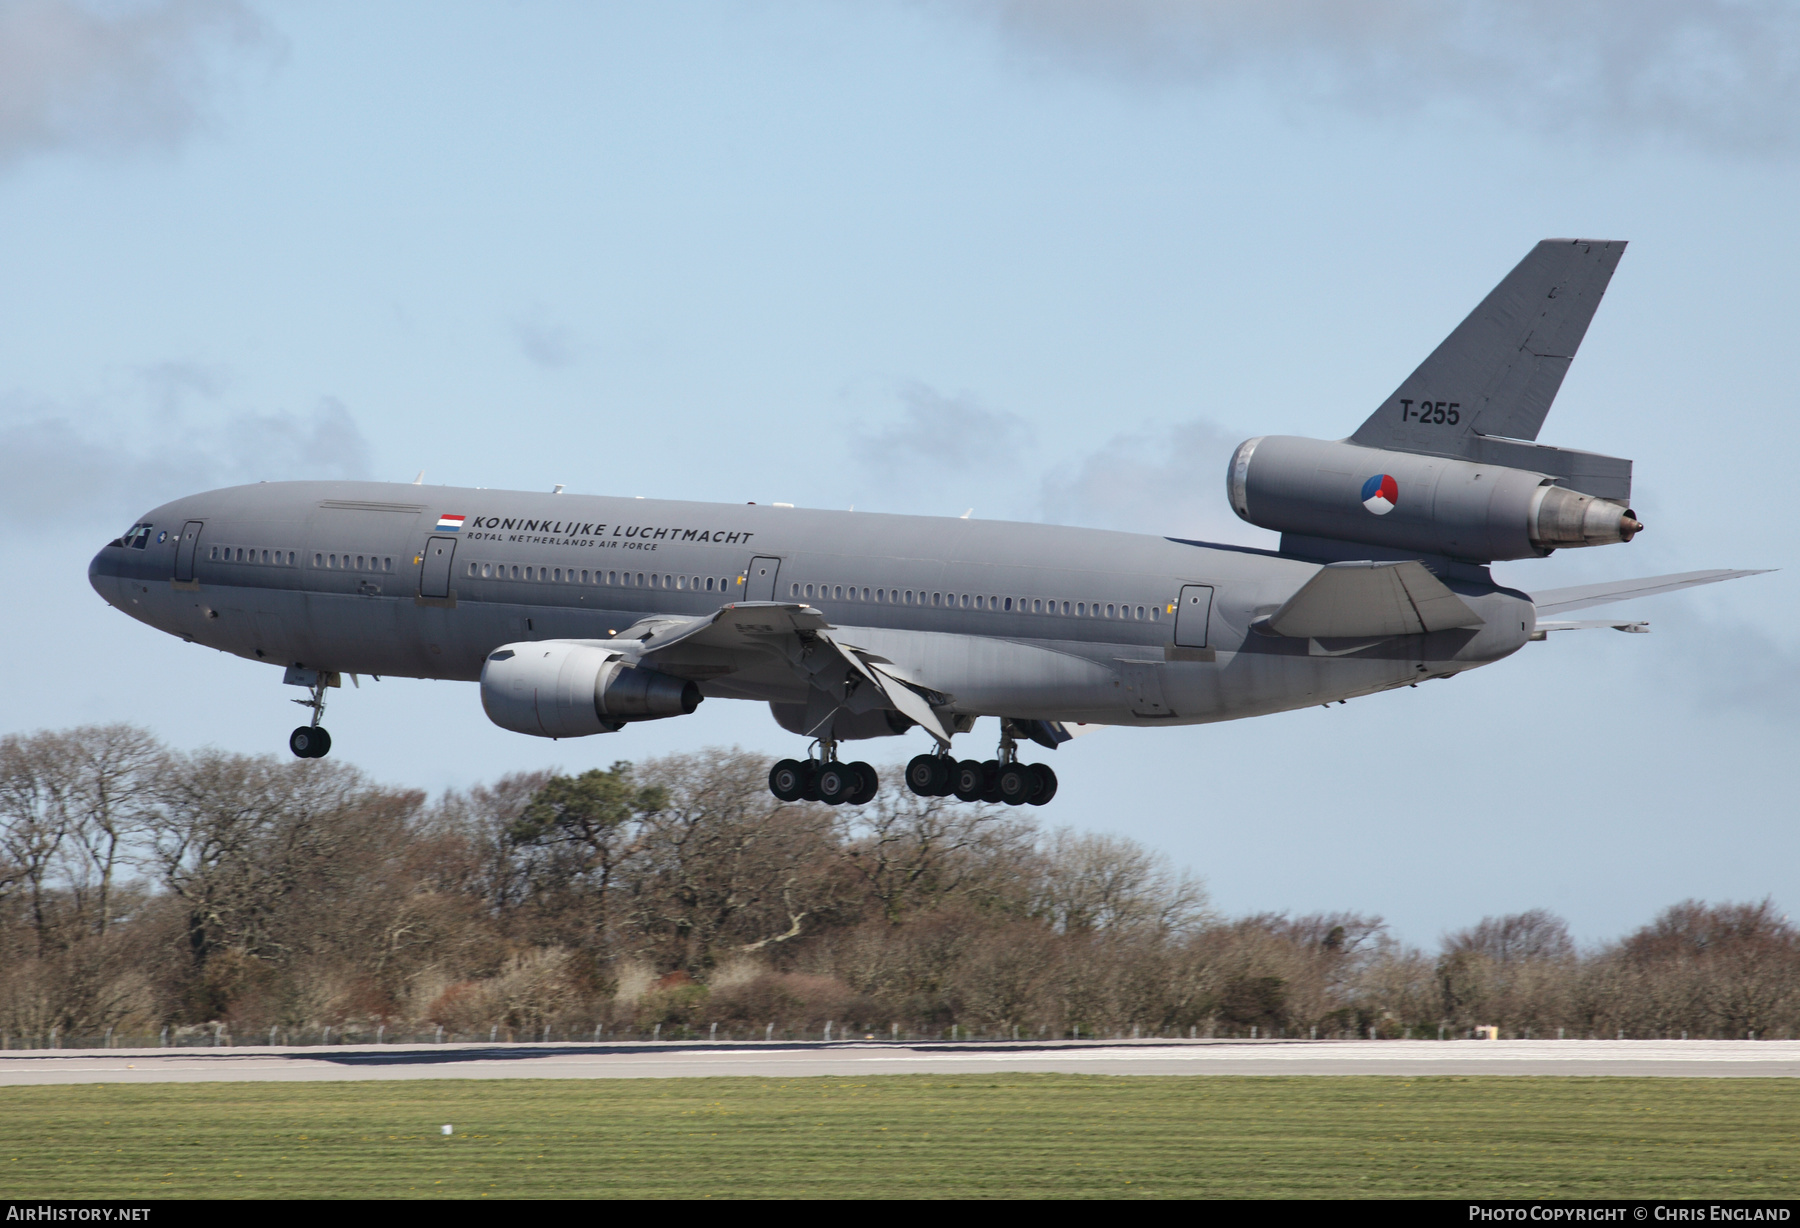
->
left=464, top=563, right=738, bottom=594
left=211, top=546, right=300, bottom=566
left=309, top=552, right=393, bottom=572
left=788, top=582, right=1164, bottom=621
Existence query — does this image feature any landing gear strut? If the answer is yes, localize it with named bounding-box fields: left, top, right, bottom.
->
left=769, top=736, right=877, bottom=806
left=289, top=676, right=333, bottom=759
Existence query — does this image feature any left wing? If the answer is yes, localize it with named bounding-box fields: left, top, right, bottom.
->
left=619, top=602, right=954, bottom=745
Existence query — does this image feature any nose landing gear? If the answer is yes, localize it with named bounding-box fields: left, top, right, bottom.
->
left=289, top=673, right=334, bottom=759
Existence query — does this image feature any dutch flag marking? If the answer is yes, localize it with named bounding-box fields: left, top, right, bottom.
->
left=435, top=514, right=465, bottom=532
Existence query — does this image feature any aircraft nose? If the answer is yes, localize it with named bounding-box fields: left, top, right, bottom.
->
left=89, top=545, right=121, bottom=607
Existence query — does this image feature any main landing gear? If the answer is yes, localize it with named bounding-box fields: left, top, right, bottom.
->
left=289, top=675, right=333, bottom=760
left=905, top=724, right=1057, bottom=807
left=769, top=737, right=878, bottom=806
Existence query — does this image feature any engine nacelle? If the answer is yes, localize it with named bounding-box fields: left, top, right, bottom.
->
left=1228, top=436, right=1641, bottom=562
left=480, top=641, right=701, bottom=738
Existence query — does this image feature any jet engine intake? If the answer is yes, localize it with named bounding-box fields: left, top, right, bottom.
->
left=480, top=640, right=701, bottom=738
left=1228, top=435, right=1640, bottom=562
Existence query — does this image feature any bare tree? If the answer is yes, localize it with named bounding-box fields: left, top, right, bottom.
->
left=0, top=732, right=75, bottom=952
left=620, top=750, right=845, bottom=971
left=1033, top=829, right=1209, bottom=937
left=839, top=786, right=1022, bottom=922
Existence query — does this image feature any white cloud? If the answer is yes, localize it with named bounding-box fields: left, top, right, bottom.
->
left=0, top=0, right=274, bottom=171
left=858, top=381, right=1029, bottom=472
left=956, top=0, right=1800, bottom=153
left=0, top=367, right=373, bottom=530
left=1038, top=418, right=1273, bottom=545
left=511, top=310, right=581, bottom=370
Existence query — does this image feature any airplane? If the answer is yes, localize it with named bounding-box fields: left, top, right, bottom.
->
left=89, top=239, right=1765, bottom=807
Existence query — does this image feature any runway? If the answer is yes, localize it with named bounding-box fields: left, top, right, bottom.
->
left=2, top=1038, right=1796, bottom=1085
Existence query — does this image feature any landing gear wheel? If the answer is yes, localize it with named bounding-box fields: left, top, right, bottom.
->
left=1026, top=762, right=1058, bottom=806
left=979, top=759, right=1003, bottom=804
left=769, top=758, right=807, bottom=802
left=816, top=761, right=860, bottom=805
left=289, top=726, right=331, bottom=759
left=952, top=759, right=987, bottom=803
left=799, top=760, right=823, bottom=802
left=905, top=753, right=950, bottom=797
left=847, top=761, right=879, bottom=805
left=995, top=761, right=1034, bottom=806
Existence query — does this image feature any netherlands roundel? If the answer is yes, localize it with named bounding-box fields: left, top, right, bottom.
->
left=1361, top=473, right=1399, bottom=515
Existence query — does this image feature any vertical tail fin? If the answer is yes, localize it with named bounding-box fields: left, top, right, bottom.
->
left=1351, top=239, right=1626, bottom=454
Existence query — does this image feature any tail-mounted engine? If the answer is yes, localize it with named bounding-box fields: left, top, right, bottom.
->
left=480, top=641, right=701, bottom=738
left=1228, top=436, right=1641, bottom=563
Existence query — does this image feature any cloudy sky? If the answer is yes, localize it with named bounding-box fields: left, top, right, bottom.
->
left=3, top=0, right=1796, bottom=945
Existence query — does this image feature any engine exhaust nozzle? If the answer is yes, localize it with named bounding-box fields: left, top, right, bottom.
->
left=1530, top=485, right=1642, bottom=550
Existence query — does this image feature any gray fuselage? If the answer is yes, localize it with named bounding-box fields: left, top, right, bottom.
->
left=88, top=481, right=1535, bottom=730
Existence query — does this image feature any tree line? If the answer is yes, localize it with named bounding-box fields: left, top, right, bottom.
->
left=2, top=725, right=1794, bottom=1044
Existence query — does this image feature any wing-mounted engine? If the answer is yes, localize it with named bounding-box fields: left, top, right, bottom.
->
left=1228, top=435, right=1642, bottom=563
left=480, top=641, right=700, bottom=738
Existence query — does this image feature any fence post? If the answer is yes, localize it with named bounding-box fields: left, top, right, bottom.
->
left=270, top=1025, right=278, bottom=1047
left=653, top=1023, right=661, bottom=1042
left=710, top=1022, right=717, bottom=1042
left=766, top=1022, right=773, bottom=1042
left=825, top=1021, right=833, bottom=1042
left=490, top=1025, right=497, bottom=1043
left=891, top=1022, right=898, bottom=1042
left=160, top=1027, right=168, bottom=1048
left=377, top=1025, right=384, bottom=1045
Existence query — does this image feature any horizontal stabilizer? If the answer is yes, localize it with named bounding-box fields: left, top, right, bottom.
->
left=1352, top=239, right=1625, bottom=457
left=1261, top=560, right=1485, bottom=639
left=1531, top=569, right=1771, bottom=617
left=1534, top=618, right=1650, bottom=634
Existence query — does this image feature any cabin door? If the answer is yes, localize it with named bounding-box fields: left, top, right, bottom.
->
left=419, top=537, right=458, bottom=599
left=1174, top=585, right=1214, bottom=648
left=744, top=556, right=782, bottom=602
left=173, top=521, right=205, bottom=582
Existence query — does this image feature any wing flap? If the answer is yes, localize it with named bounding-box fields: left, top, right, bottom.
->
left=631, top=603, right=954, bottom=745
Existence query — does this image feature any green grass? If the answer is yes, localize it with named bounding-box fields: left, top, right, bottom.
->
left=1, top=1075, right=1795, bottom=1199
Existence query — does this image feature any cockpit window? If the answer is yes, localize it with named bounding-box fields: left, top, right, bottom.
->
left=111, top=523, right=154, bottom=549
